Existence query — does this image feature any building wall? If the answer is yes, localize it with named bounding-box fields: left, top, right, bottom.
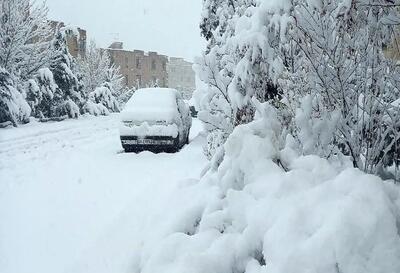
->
left=106, top=45, right=168, bottom=89
left=49, top=20, right=87, bottom=59
left=167, top=57, right=196, bottom=99
left=66, top=28, right=87, bottom=59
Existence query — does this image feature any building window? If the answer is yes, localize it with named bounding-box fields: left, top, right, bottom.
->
left=162, top=62, right=166, bottom=71
left=151, top=59, right=156, bottom=70
left=136, top=57, right=141, bottom=69
left=125, top=57, right=129, bottom=68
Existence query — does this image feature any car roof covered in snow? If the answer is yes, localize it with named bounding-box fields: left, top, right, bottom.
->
left=125, top=88, right=178, bottom=109
left=121, top=88, right=180, bottom=122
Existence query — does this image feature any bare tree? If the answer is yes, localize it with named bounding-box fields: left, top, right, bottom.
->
left=0, top=0, right=54, bottom=79
left=286, top=0, right=400, bottom=178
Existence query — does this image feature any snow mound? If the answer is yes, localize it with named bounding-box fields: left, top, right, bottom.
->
left=138, top=104, right=400, bottom=273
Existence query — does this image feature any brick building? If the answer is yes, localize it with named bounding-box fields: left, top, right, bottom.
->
left=106, top=42, right=168, bottom=89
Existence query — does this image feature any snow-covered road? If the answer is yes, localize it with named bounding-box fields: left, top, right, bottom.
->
left=0, top=115, right=207, bottom=273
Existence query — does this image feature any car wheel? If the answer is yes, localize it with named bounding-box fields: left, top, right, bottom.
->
left=169, top=135, right=180, bottom=153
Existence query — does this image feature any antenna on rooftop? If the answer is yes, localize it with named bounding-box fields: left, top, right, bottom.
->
left=109, top=33, right=120, bottom=42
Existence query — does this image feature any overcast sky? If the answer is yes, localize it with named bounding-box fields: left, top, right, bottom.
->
left=45, top=0, right=206, bottom=61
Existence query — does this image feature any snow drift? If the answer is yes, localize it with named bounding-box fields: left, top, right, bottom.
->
left=138, top=104, right=400, bottom=273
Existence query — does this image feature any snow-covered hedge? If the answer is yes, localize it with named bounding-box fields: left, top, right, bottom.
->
left=83, top=82, right=120, bottom=116
left=0, top=68, right=31, bottom=126
left=54, top=98, right=80, bottom=119
left=138, top=103, right=400, bottom=273
left=82, top=101, right=109, bottom=116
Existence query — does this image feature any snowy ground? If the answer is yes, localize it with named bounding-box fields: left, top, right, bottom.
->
left=0, top=114, right=207, bottom=273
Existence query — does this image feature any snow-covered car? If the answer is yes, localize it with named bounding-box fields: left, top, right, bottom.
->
left=119, top=88, right=192, bottom=152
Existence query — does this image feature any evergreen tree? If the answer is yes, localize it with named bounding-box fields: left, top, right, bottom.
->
left=0, top=0, right=55, bottom=125
left=48, top=28, right=83, bottom=118
left=83, top=82, right=120, bottom=116
left=0, top=67, right=30, bottom=126
left=26, top=68, right=57, bottom=118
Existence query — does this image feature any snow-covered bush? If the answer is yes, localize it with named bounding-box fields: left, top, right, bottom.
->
left=138, top=102, right=400, bottom=273
left=26, top=68, right=57, bottom=118
left=193, top=50, right=234, bottom=159
left=53, top=98, right=80, bottom=119
left=83, top=82, right=120, bottom=116
left=283, top=0, right=400, bottom=177
left=198, top=0, right=400, bottom=178
left=197, top=0, right=287, bottom=158
left=0, top=67, right=31, bottom=126
left=193, top=71, right=233, bottom=159
left=82, top=101, right=109, bottom=116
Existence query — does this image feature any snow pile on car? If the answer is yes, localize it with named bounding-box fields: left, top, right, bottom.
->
left=137, top=104, right=400, bottom=273
left=119, top=122, right=179, bottom=138
left=120, top=88, right=180, bottom=123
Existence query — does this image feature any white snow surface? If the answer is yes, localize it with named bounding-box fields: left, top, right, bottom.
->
left=0, top=114, right=207, bottom=273
left=121, top=88, right=180, bottom=123
left=1, top=108, right=400, bottom=273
